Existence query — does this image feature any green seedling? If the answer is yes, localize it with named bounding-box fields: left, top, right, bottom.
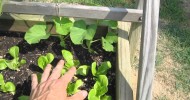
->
left=24, top=22, right=50, bottom=44
left=88, top=75, right=111, bottom=100
left=0, top=46, right=26, bottom=70
left=37, top=53, right=54, bottom=70
left=91, top=61, right=112, bottom=76
left=0, top=74, right=16, bottom=95
left=67, top=79, right=83, bottom=95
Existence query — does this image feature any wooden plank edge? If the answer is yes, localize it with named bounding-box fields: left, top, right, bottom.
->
left=116, top=21, right=133, bottom=100
left=2, top=1, right=143, bottom=22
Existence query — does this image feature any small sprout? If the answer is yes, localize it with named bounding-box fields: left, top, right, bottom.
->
left=76, top=65, right=89, bottom=76
left=38, top=53, right=54, bottom=70
left=0, top=74, right=16, bottom=95
left=91, top=61, right=111, bottom=77
left=18, top=95, right=30, bottom=100
left=67, top=79, right=84, bottom=95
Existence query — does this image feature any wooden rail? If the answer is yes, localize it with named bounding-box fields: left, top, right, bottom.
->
left=2, top=1, right=143, bottom=22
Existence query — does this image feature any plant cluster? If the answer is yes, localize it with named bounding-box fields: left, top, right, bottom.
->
left=24, top=17, right=118, bottom=52
left=0, top=46, right=26, bottom=71
left=0, top=73, right=16, bottom=94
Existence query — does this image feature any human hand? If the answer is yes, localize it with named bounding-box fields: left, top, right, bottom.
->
left=30, top=60, right=88, bottom=100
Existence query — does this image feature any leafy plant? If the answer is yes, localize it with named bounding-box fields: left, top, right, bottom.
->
left=91, top=61, right=112, bottom=76
left=24, top=22, right=51, bottom=44
left=88, top=75, right=111, bottom=100
left=37, top=53, right=54, bottom=70
left=0, top=46, right=26, bottom=70
left=0, top=74, right=16, bottom=95
left=67, top=79, right=83, bottom=95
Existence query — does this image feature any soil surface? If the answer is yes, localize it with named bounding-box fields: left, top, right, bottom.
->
left=0, top=32, right=116, bottom=100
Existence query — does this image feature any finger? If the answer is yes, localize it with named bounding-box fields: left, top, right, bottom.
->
left=58, top=67, right=76, bottom=88
left=68, top=90, right=88, bottom=100
left=31, top=74, right=38, bottom=91
left=48, top=60, right=64, bottom=81
left=40, top=64, right=52, bottom=83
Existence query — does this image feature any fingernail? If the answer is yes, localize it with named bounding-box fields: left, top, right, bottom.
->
left=80, top=90, right=88, bottom=97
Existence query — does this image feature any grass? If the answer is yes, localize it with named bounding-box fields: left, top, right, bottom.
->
left=31, top=0, right=135, bottom=8
left=158, top=0, right=190, bottom=93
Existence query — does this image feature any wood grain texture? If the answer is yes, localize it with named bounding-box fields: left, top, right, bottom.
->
left=129, top=0, right=143, bottom=64
left=2, top=1, right=143, bottom=22
left=136, top=0, right=160, bottom=100
left=117, top=22, right=133, bottom=100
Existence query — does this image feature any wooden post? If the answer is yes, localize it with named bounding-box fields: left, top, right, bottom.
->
left=117, top=22, right=133, bottom=100
left=136, top=0, right=160, bottom=100
left=129, top=0, right=143, bottom=64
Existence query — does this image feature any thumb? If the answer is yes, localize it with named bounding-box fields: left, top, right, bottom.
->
left=68, top=90, right=88, bottom=100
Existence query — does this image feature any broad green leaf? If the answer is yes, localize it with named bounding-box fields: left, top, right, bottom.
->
left=76, top=65, right=89, bottom=76
left=102, top=37, right=114, bottom=52
left=38, top=56, right=48, bottom=70
left=67, top=79, right=83, bottom=95
left=0, top=73, right=5, bottom=85
left=101, top=95, right=112, bottom=100
left=24, top=23, right=50, bottom=44
left=9, top=46, right=19, bottom=58
left=4, top=82, right=16, bottom=94
left=62, top=50, right=75, bottom=67
left=20, top=59, right=26, bottom=65
left=6, top=59, right=20, bottom=70
left=99, top=20, right=118, bottom=29
left=85, top=24, right=97, bottom=40
left=91, top=62, right=97, bottom=76
left=105, top=32, right=118, bottom=44
left=46, top=53, right=54, bottom=64
left=62, top=50, right=73, bottom=62
left=94, top=75, right=108, bottom=96
left=54, top=17, right=73, bottom=35
left=97, top=61, right=111, bottom=75
left=88, top=89, right=100, bottom=100
left=18, top=96, right=30, bottom=100
left=0, top=59, right=7, bottom=70
left=61, top=68, right=67, bottom=75
left=96, top=75, right=108, bottom=86
left=70, top=20, right=87, bottom=44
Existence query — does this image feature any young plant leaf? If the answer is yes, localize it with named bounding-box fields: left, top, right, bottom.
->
left=88, top=89, right=100, bottom=100
left=20, top=59, right=26, bottom=65
left=70, top=20, right=87, bottom=44
left=4, top=82, right=16, bottom=94
left=60, top=41, right=66, bottom=48
left=46, top=53, right=54, bottom=64
left=38, top=56, right=48, bottom=70
left=9, top=46, right=19, bottom=58
left=101, top=95, right=112, bottom=100
left=6, top=59, right=20, bottom=70
left=18, top=95, right=30, bottom=100
left=62, top=50, right=75, bottom=68
left=102, top=37, right=114, bottom=52
left=38, top=53, right=54, bottom=70
left=0, top=73, right=5, bottom=86
left=96, top=61, right=111, bottom=75
left=99, top=20, right=118, bottom=29
left=53, top=17, right=73, bottom=35
left=91, top=62, right=97, bottom=76
left=94, top=75, right=108, bottom=96
left=0, top=59, right=7, bottom=70
left=24, top=22, right=50, bottom=44
left=67, top=79, right=83, bottom=95
left=105, top=32, right=118, bottom=44
left=85, top=24, right=97, bottom=40
left=76, top=65, right=89, bottom=76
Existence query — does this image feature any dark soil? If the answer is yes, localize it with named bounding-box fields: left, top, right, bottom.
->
left=0, top=32, right=116, bottom=100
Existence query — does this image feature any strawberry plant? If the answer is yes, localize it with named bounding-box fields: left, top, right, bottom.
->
left=0, top=46, right=26, bottom=71
left=0, top=74, right=16, bottom=95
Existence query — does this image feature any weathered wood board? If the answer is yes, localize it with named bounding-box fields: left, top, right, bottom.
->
left=2, top=1, right=143, bottom=22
